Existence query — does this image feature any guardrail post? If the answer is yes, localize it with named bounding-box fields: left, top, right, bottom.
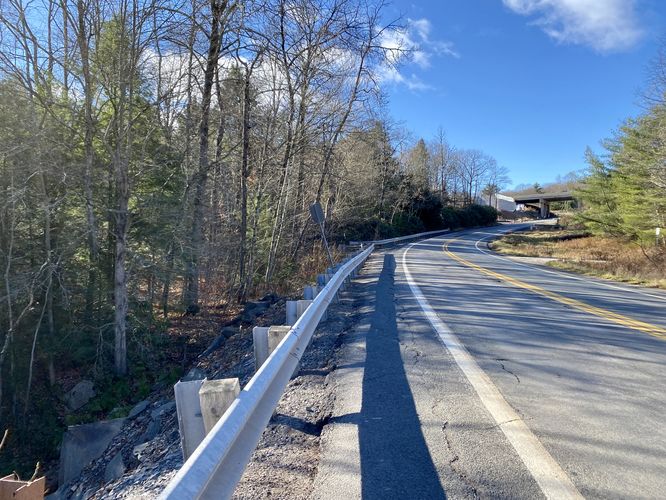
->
left=286, top=299, right=314, bottom=326
left=305, top=288, right=327, bottom=319
left=317, top=274, right=331, bottom=286
left=174, top=379, right=206, bottom=460
left=256, top=322, right=311, bottom=372
left=253, top=327, right=270, bottom=371
left=199, top=378, right=241, bottom=435
left=159, top=245, right=375, bottom=500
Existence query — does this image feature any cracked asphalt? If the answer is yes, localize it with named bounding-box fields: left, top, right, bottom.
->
left=312, top=225, right=666, bottom=499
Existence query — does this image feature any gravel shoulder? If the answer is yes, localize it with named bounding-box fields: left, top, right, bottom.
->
left=232, top=290, right=360, bottom=499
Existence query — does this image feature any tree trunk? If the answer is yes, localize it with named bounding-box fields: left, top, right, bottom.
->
left=184, top=0, right=227, bottom=309
left=113, top=144, right=130, bottom=376
left=237, top=67, right=251, bottom=301
left=76, top=0, right=100, bottom=324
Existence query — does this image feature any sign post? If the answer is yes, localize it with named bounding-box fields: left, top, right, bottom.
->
left=656, top=227, right=661, bottom=246
left=309, top=202, right=334, bottom=268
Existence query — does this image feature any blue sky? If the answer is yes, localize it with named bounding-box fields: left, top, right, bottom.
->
left=380, top=0, right=666, bottom=188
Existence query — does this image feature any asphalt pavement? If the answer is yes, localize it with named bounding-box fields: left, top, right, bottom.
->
left=312, top=224, right=666, bottom=499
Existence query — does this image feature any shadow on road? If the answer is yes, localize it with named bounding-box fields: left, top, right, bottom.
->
left=357, top=254, right=446, bottom=499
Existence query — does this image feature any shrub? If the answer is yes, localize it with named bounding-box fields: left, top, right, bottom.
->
left=408, top=191, right=443, bottom=230
left=329, top=200, right=497, bottom=244
left=441, top=204, right=498, bottom=229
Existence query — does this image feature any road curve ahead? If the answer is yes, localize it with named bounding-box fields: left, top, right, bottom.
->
left=403, top=224, right=666, bottom=498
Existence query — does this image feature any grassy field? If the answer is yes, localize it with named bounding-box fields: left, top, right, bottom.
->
left=490, top=230, right=666, bottom=289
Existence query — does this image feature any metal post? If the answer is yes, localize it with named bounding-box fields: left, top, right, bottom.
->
left=310, top=202, right=334, bottom=267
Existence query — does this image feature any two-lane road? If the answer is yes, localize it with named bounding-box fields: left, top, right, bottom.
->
left=404, top=224, right=666, bottom=498
left=314, top=224, right=666, bottom=499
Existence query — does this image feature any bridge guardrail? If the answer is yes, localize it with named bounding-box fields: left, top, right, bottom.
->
left=160, top=244, right=374, bottom=500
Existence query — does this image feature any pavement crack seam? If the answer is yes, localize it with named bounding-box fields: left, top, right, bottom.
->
left=441, top=421, right=480, bottom=498
left=430, top=398, right=446, bottom=418
left=405, top=346, right=423, bottom=365
left=496, top=358, right=520, bottom=384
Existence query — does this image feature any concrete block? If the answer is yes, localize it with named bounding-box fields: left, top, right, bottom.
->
left=288, top=298, right=313, bottom=325
left=253, top=326, right=270, bottom=371
left=286, top=300, right=298, bottom=326
left=174, top=379, right=206, bottom=460
left=58, top=418, right=125, bottom=485
left=267, top=326, right=292, bottom=353
left=303, top=285, right=319, bottom=300
left=268, top=326, right=299, bottom=377
left=199, top=378, right=241, bottom=435
left=296, top=299, right=312, bottom=320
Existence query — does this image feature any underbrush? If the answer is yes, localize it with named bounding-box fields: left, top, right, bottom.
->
left=330, top=203, right=499, bottom=243
left=491, top=230, right=666, bottom=288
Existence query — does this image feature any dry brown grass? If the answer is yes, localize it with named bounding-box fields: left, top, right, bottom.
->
left=491, top=230, right=666, bottom=289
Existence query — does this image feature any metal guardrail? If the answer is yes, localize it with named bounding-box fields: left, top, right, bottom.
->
left=160, top=244, right=374, bottom=500
left=349, top=228, right=450, bottom=247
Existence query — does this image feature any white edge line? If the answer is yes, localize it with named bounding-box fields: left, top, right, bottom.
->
left=402, top=239, right=583, bottom=500
left=476, top=229, right=666, bottom=301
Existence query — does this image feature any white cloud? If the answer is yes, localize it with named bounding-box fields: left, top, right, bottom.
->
left=503, top=0, right=643, bottom=52
left=376, top=17, right=458, bottom=92
left=375, top=64, right=433, bottom=91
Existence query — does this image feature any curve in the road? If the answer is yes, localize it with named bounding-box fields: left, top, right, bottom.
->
left=401, top=225, right=666, bottom=498
left=473, top=228, right=666, bottom=301
left=443, top=238, right=666, bottom=340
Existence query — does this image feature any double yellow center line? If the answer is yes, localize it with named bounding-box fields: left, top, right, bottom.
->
left=443, top=240, right=666, bottom=340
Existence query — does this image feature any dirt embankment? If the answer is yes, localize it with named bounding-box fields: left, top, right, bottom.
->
left=59, top=285, right=362, bottom=499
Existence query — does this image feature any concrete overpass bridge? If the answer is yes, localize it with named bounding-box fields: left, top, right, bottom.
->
left=511, top=191, right=576, bottom=218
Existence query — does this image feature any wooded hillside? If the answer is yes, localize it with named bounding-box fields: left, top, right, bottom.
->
left=0, top=0, right=506, bottom=475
